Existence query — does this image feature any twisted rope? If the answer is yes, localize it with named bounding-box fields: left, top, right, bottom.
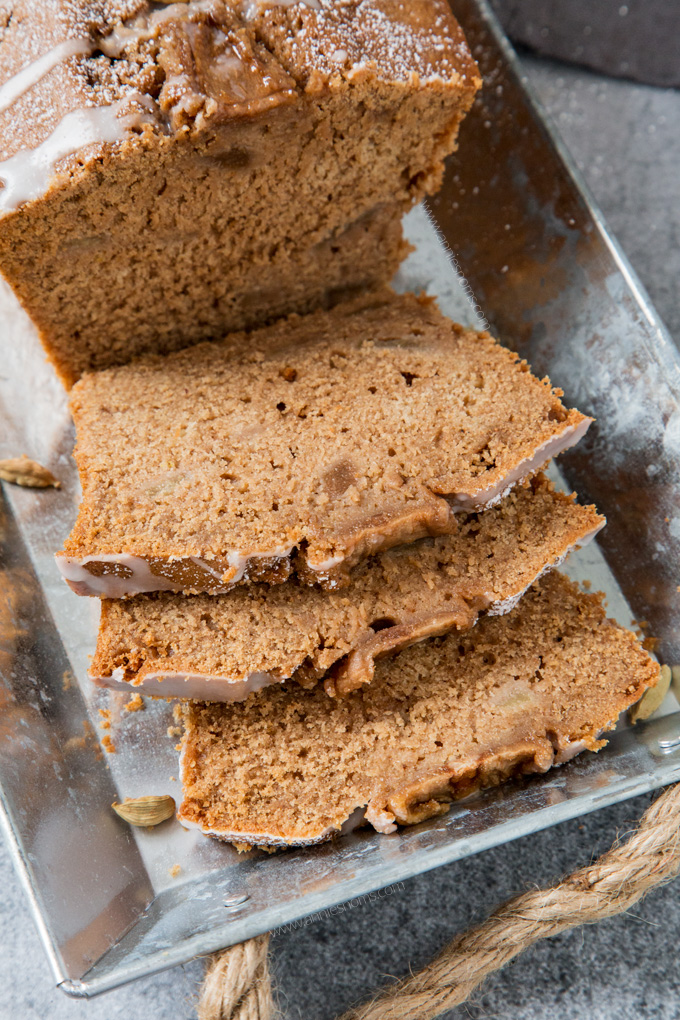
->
left=197, top=782, right=680, bottom=1020
left=198, top=935, right=273, bottom=1020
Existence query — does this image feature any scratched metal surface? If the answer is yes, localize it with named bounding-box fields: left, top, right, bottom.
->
left=0, top=0, right=679, bottom=999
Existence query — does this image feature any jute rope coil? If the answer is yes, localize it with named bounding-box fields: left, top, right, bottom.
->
left=198, top=935, right=273, bottom=1020
left=198, top=782, right=680, bottom=1020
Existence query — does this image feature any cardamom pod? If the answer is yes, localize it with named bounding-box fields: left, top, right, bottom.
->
left=0, top=455, right=61, bottom=489
left=629, top=664, right=671, bottom=723
left=112, top=794, right=176, bottom=827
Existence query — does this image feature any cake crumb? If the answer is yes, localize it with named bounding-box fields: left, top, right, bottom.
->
left=98, top=708, right=112, bottom=730
left=169, top=864, right=182, bottom=878
left=62, top=669, right=75, bottom=691
left=64, top=719, right=97, bottom=755
left=102, top=734, right=117, bottom=754
left=167, top=725, right=182, bottom=738
left=124, top=693, right=145, bottom=712
left=63, top=735, right=88, bottom=753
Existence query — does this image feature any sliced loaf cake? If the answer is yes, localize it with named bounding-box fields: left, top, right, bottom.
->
left=90, top=476, right=604, bottom=700
left=58, top=291, right=591, bottom=597
left=177, top=571, right=658, bottom=848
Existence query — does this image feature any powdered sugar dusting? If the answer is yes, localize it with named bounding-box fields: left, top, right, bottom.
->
left=0, top=0, right=476, bottom=175
left=0, top=37, right=93, bottom=115
left=0, top=92, right=155, bottom=213
left=351, top=0, right=473, bottom=83
left=242, top=0, right=320, bottom=17
left=250, top=0, right=479, bottom=86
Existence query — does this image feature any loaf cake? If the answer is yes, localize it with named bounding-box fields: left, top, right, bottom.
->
left=177, top=571, right=659, bottom=848
left=57, top=291, right=592, bottom=597
left=0, top=0, right=480, bottom=385
left=90, top=475, right=604, bottom=700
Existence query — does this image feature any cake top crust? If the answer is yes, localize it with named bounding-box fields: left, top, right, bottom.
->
left=0, top=0, right=481, bottom=162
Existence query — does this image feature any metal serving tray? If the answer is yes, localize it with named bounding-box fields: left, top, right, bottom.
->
left=1, top=0, right=680, bottom=998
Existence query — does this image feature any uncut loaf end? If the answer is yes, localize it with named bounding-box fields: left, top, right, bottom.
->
left=0, top=0, right=480, bottom=384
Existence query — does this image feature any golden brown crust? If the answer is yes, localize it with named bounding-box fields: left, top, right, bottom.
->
left=0, top=2, right=480, bottom=159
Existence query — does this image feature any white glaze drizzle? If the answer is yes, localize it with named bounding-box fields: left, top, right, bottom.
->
left=0, top=94, right=155, bottom=213
left=98, top=1, right=215, bottom=58
left=0, top=8, right=194, bottom=117
left=303, top=551, right=345, bottom=573
left=0, top=1, right=221, bottom=215
left=96, top=666, right=280, bottom=702
left=445, top=416, right=594, bottom=513
left=224, top=545, right=294, bottom=584
left=0, top=38, right=94, bottom=115
left=57, top=551, right=181, bottom=597
left=241, top=0, right=320, bottom=20
left=0, top=0, right=293, bottom=126
left=56, top=543, right=294, bottom=596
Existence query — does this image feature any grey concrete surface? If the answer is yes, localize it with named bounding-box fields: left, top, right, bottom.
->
left=0, top=53, right=679, bottom=1020
left=491, top=0, right=680, bottom=88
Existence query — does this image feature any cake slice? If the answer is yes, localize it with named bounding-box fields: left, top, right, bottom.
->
left=0, top=0, right=480, bottom=385
left=90, top=475, right=604, bottom=700
left=57, top=291, right=592, bottom=597
left=177, top=572, right=659, bottom=848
